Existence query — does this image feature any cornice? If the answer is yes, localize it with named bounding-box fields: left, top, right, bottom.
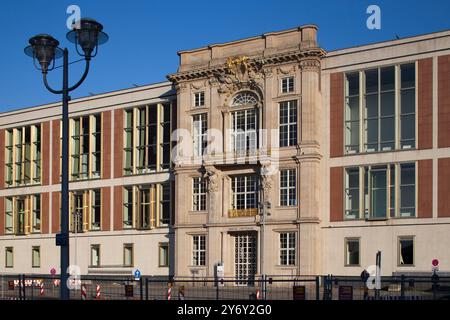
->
left=167, top=48, right=326, bottom=83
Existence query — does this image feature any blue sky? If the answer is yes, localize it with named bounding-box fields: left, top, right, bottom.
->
left=1, top=0, right=449, bottom=112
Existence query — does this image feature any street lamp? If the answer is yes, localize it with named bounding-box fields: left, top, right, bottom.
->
left=24, top=18, right=108, bottom=300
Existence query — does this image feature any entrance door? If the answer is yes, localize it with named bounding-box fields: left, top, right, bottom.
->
left=234, top=232, right=257, bottom=285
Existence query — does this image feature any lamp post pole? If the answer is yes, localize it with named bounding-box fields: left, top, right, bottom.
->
left=24, top=18, right=108, bottom=300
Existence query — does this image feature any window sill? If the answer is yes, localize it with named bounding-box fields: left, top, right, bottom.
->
left=343, top=147, right=417, bottom=157
left=275, top=265, right=297, bottom=268
left=275, top=206, right=298, bottom=210
left=189, top=211, right=208, bottom=214
left=344, top=264, right=361, bottom=268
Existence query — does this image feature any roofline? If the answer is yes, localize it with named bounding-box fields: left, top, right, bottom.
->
left=177, top=24, right=318, bottom=56
left=1, top=80, right=174, bottom=116
left=326, top=27, right=450, bottom=55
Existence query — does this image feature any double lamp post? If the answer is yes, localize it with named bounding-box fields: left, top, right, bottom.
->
left=24, top=18, right=108, bottom=300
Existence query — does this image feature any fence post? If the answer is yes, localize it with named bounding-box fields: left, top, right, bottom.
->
left=139, top=277, right=143, bottom=300
left=400, top=275, right=405, bottom=300
left=315, top=276, right=320, bottom=300
left=432, top=271, right=439, bottom=300
left=145, top=278, right=149, bottom=300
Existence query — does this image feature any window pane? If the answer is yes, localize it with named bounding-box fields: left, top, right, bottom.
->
left=346, top=240, right=360, bottom=265
left=346, top=73, right=359, bottom=96
left=401, top=89, right=415, bottom=114
left=380, top=92, right=395, bottom=117
left=380, top=66, right=395, bottom=91
left=401, top=64, right=415, bottom=89
left=365, top=69, right=378, bottom=93
left=371, top=169, right=387, bottom=218
left=365, top=94, right=378, bottom=118
left=380, top=117, right=395, bottom=150
left=399, top=239, right=414, bottom=265
left=401, top=115, right=415, bottom=140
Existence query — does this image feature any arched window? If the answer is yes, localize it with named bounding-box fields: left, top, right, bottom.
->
left=231, top=91, right=258, bottom=106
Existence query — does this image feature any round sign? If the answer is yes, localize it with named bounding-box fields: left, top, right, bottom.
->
left=50, top=268, right=56, bottom=275
left=432, top=259, right=439, bottom=267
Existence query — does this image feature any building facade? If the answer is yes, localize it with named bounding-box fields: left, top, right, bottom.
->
left=0, top=82, right=176, bottom=275
left=1, top=25, right=450, bottom=278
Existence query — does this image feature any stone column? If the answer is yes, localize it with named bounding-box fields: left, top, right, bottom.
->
left=298, top=58, right=322, bottom=275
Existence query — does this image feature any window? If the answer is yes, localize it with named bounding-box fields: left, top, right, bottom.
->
left=159, top=243, right=169, bottom=267
left=69, top=189, right=101, bottom=232
left=123, top=244, right=134, bottom=267
left=193, top=177, right=207, bottom=211
left=91, top=245, right=100, bottom=267
left=32, top=246, right=40, bottom=268
left=345, top=168, right=360, bottom=219
left=123, top=104, right=172, bottom=175
left=192, top=235, right=206, bottom=266
left=280, top=232, right=296, bottom=266
left=159, top=183, right=171, bottom=226
left=231, top=92, right=258, bottom=106
left=5, top=247, right=13, bottom=268
left=345, top=238, right=360, bottom=266
left=5, top=125, right=41, bottom=187
left=281, top=77, right=294, bottom=93
left=193, top=114, right=207, bottom=157
left=122, top=184, right=170, bottom=229
left=398, top=237, right=414, bottom=266
left=70, top=114, right=101, bottom=180
left=344, top=63, right=416, bottom=154
left=231, top=175, right=258, bottom=210
left=231, top=109, right=258, bottom=155
left=194, top=91, right=205, bottom=107
left=279, top=100, right=298, bottom=147
left=4, top=195, right=41, bottom=235
left=344, top=163, right=416, bottom=220
left=345, top=72, right=360, bottom=153
left=280, top=169, right=296, bottom=206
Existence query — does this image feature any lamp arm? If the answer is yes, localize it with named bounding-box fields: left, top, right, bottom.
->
left=43, top=73, right=64, bottom=95
left=68, top=58, right=90, bottom=92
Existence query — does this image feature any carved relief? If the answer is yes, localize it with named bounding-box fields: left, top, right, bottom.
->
left=176, top=82, right=188, bottom=93
left=277, top=65, right=297, bottom=76
left=299, top=59, right=321, bottom=73
left=260, top=165, right=274, bottom=198
left=190, top=80, right=207, bottom=91
left=205, top=169, right=221, bottom=193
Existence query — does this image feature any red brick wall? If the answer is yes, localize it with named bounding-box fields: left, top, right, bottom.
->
left=438, top=158, right=450, bottom=217
left=113, top=109, right=123, bottom=178
left=0, top=196, right=4, bottom=236
left=42, top=121, right=51, bottom=185
left=101, top=187, right=111, bottom=231
left=51, top=120, right=61, bottom=185
left=41, top=192, right=50, bottom=234
left=330, top=73, right=344, bottom=157
left=418, top=160, right=433, bottom=218
left=418, top=58, right=433, bottom=150
left=330, top=166, right=344, bottom=222
left=51, top=192, right=60, bottom=233
left=438, top=55, right=450, bottom=148
left=102, top=111, right=111, bottom=179
left=113, top=186, right=123, bottom=230
left=0, top=129, right=4, bottom=189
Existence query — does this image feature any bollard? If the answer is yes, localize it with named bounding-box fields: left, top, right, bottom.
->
left=96, top=284, right=101, bottom=299
left=81, top=284, right=87, bottom=300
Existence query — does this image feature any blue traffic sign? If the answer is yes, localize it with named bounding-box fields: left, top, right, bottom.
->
left=134, top=269, right=141, bottom=279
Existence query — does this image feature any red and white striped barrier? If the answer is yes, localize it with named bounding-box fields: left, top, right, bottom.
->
left=256, top=290, right=261, bottom=300
left=40, top=283, right=44, bottom=296
left=167, top=287, right=172, bottom=300
left=95, top=285, right=101, bottom=299
left=53, top=279, right=60, bottom=287
left=81, top=284, right=87, bottom=300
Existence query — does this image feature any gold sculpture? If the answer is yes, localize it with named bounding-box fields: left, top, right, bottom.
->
left=226, top=56, right=249, bottom=76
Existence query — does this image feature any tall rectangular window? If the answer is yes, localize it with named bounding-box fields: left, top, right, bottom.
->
left=400, top=64, right=416, bottom=149
left=398, top=237, right=414, bottom=266
left=280, top=232, right=296, bottom=266
left=194, top=91, right=205, bottom=107
left=193, top=113, right=207, bottom=157
left=159, top=243, right=169, bottom=267
left=91, top=245, right=100, bottom=267
left=192, top=235, right=206, bottom=266
left=279, top=100, right=298, bottom=147
left=345, top=63, right=416, bottom=154
left=4, top=195, right=41, bottom=235
left=123, top=244, right=134, bottom=267
left=5, top=125, right=41, bottom=187
left=69, top=189, right=101, bottom=232
left=193, top=177, right=207, bottom=211
left=123, top=187, right=133, bottom=228
left=344, top=163, right=416, bottom=220
left=231, top=109, right=258, bottom=156
left=231, top=175, right=258, bottom=210
left=345, top=168, right=360, bottom=219
left=345, top=72, right=360, bottom=153
left=32, top=246, right=40, bottom=268
left=123, top=104, right=171, bottom=175
left=159, top=183, right=171, bottom=225
left=280, top=169, right=296, bottom=206
left=5, top=247, right=13, bottom=268
left=281, top=77, right=294, bottom=93
left=70, top=114, right=101, bottom=180
left=345, top=238, right=360, bottom=266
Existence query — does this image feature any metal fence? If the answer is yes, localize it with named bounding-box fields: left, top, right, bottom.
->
left=1, top=273, right=450, bottom=300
